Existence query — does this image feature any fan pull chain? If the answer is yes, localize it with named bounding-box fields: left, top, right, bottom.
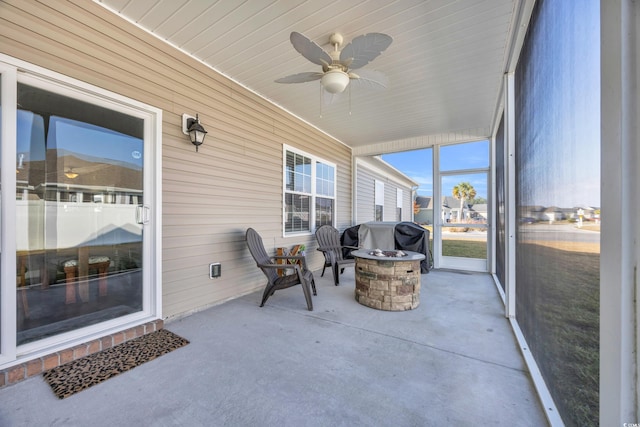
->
left=319, top=83, right=323, bottom=118
left=349, top=84, right=352, bottom=115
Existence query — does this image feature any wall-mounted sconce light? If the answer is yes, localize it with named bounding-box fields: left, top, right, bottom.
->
left=182, top=113, right=208, bottom=152
left=64, top=168, right=79, bottom=179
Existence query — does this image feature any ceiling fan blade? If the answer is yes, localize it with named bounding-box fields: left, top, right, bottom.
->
left=340, top=33, right=393, bottom=70
left=290, top=32, right=332, bottom=67
left=349, top=70, right=389, bottom=89
left=275, top=72, right=324, bottom=84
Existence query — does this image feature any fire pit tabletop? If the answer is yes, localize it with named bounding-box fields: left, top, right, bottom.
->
left=350, top=249, right=425, bottom=262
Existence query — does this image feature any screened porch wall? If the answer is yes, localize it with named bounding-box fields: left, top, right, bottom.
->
left=0, top=0, right=352, bottom=319
left=514, top=0, right=601, bottom=426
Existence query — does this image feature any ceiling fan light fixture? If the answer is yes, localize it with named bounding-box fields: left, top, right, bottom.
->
left=321, top=70, right=349, bottom=94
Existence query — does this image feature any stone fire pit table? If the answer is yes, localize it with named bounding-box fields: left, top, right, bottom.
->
left=351, top=249, right=425, bottom=311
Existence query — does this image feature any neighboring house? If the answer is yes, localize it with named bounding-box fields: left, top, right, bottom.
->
left=354, top=156, right=418, bottom=224
left=565, top=206, right=597, bottom=221
left=468, top=204, right=488, bottom=221
left=440, top=196, right=487, bottom=223
left=520, top=205, right=547, bottom=222
left=543, top=206, right=565, bottom=222
left=441, top=196, right=461, bottom=222
left=519, top=205, right=599, bottom=223
left=416, top=195, right=486, bottom=225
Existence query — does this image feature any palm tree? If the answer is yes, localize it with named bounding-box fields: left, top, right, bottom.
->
left=452, top=182, right=476, bottom=222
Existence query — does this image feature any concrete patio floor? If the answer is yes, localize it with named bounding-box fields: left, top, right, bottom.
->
left=0, top=268, right=548, bottom=426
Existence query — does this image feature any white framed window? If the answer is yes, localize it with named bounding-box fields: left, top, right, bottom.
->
left=396, top=188, right=403, bottom=221
left=374, top=180, right=384, bottom=221
left=284, top=146, right=336, bottom=234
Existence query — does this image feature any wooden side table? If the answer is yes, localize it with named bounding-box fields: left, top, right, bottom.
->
left=276, top=245, right=303, bottom=276
left=63, top=256, right=111, bottom=304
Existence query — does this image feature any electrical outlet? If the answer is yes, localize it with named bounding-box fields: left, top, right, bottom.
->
left=210, top=263, right=221, bottom=279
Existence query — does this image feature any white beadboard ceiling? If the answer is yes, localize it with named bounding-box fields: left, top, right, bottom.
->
left=96, top=0, right=532, bottom=156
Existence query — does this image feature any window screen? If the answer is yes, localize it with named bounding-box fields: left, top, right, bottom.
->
left=514, top=1, right=600, bottom=425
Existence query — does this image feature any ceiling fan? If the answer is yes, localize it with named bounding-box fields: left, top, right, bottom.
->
left=275, top=31, right=393, bottom=94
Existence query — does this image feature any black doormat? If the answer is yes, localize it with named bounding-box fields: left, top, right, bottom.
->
left=43, top=329, right=189, bottom=399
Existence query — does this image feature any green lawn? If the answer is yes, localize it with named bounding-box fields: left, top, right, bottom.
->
left=416, top=225, right=488, bottom=259
left=441, top=239, right=487, bottom=258
left=517, top=243, right=599, bottom=427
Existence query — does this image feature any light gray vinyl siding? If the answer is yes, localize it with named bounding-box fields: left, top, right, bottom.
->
left=403, top=189, right=413, bottom=221
left=397, top=188, right=413, bottom=222
left=384, top=185, right=396, bottom=221
left=356, top=162, right=414, bottom=224
left=0, top=0, right=352, bottom=318
left=356, top=167, right=377, bottom=224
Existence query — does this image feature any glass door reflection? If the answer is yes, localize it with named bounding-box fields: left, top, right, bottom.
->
left=16, top=83, right=144, bottom=345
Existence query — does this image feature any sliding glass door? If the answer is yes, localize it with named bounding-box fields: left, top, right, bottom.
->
left=0, top=59, right=160, bottom=366
left=16, top=82, right=146, bottom=344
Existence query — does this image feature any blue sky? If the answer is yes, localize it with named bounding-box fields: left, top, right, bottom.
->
left=382, top=140, right=489, bottom=200
left=382, top=149, right=433, bottom=196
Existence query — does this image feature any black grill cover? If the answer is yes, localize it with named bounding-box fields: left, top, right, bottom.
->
left=394, top=222, right=431, bottom=273
left=340, top=222, right=431, bottom=273
left=341, top=224, right=360, bottom=259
